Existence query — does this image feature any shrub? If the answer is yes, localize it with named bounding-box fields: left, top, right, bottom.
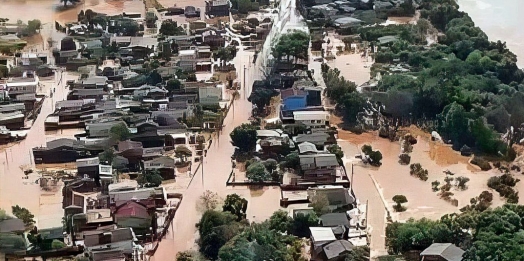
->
left=392, top=195, right=408, bottom=212
left=431, top=180, right=440, bottom=192
left=409, top=163, right=428, bottom=181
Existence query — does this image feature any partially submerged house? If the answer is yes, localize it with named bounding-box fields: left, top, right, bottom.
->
left=299, top=154, right=339, bottom=183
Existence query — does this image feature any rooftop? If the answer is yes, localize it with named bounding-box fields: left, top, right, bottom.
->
left=420, top=243, right=464, bottom=261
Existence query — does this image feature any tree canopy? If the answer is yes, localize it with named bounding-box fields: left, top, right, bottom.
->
left=230, top=123, right=258, bottom=153
left=272, top=31, right=310, bottom=63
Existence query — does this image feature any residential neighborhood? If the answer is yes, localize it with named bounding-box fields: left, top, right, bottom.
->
left=2, top=0, right=524, bottom=261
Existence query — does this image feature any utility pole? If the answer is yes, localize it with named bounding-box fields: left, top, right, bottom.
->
left=243, top=65, right=247, bottom=99
left=201, top=155, right=204, bottom=187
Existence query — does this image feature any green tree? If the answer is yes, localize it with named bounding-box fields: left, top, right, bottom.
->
left=0, top=65, right=8, bottom=79
left=288, top=212, right=319, bottom=238
left=177, top=250, right=208, bottom=261
left=246, top=162, right=271, bottom=182
left=147, top=70, right=163, bottom=85
left=98, top=148, right=115, bottom=165
left=25, top=19, right=41, bottom=35
left=159, top=20, right=185, bottom=36
left=248, top=88, right=278, bottom=114
left=344, top=246, right=370, bottom=261
left=327, top=144, right=344, bottom=165
left=197, top=210, right=242, bottom=259
left=213, top=46, right=236, bottom=67
left=223, top=194, right=248, bottom=221
left=268, top=210, right=291, bottom=233
left=230, top=123, right=257, bottom=153
left=11, top=205, right=34, bottom=226
left=137, top=169, right=163, bottom=188
left=392, top=195, right=408, bottom=212
left=280, top=152, right=300, bottom=170
left=272, top=31, right=310, bottom=64
left=166, top=79, right=182, bottom=93
left=110, top=123, right=131, bottom=141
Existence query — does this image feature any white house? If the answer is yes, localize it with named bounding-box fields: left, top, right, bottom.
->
left=293, top=111, right=330, bottom=130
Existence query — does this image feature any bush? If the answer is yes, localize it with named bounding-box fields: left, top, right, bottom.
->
left=455, top=176, right=470, bottom=190
left=488, top=173, right=520, bottom=203
left=431, top=180, right=440, bottom=192
left=471, top=156, right=492, bottom=171
left=246, top=162, right=271, bottom=182
left=409, top=163, right=428, bottom=181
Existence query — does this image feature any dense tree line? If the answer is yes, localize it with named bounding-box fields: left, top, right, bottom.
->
left=365, top=0, right=524, bottom=156
left=386, top=204, right=524, bottom=261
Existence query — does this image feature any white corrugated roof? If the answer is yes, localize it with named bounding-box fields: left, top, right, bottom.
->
left=293, top=111, right=330, bottom=121
left=310, top=227, right=336, bottom=242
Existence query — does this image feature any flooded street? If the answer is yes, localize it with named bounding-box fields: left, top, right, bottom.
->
left=0, top=70, right=79, bottom=228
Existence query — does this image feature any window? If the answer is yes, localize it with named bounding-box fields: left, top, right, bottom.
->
left=316, top=120, right=322, bottom=124
left=311, top=120, right=315, bottom=123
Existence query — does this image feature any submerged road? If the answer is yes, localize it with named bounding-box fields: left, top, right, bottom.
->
left=151, top=46, right=283, bottom=260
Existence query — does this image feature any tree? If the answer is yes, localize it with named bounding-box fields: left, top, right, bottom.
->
left=175, top=145, right=192, bottom=163
left=147, top=70, right=163, bottom=85
left=213, top=46, right=236, bottom=67
left=110, top=123, right=131, bottom=142
left=137, top=169, right=163, bottom=188
left=166, top=79, right=182, bottom=93
left=0, top=65, right=8, bottom=79
left=222, top=194, right=248, bottom=221
left=246, top=162, right=271, bottom=182
left=25, top=19, right=41, bottom=36
left=272, top=31, right=310, bottom=64
left=386, top=218, right=453, bottom=254
left=309, top=193, right=330, bottom=216
left=280, top=152, right=300, bottom=170
left=288, top=212, right=319, bottom=238
left=339, top=92, right=366, bottom=124
left=409, top=163, right=429, bottom=181
left=455, top=176, right=470, bottom=190
left=177, top=250, right=207, bottom=261
left=361, top=145, right=382, bottom=166
left=11, top=205, right=34, bottom=226
left=197, top=210, right=242, bottom=259
left=392, top=195, right=408, bottom=212
left=268, top=210, right=291, bottom=233
left=98, top=148, right=115, bottom=165
left=344, top=246, right=370, bottom=261
left=327, top=144, right=344, bottom=165
left=159, top=20, right=185, bottom=36
left=230, top=123, right=257, bottom=153
left=198, top=190, right=221, bottom=212
left=248, top=88, right=278, bottom=114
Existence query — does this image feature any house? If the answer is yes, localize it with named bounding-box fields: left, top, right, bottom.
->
left=322, top=240, right=354, bottom=261
left=295, top=133, right=333, bottom=149
left=184, top=6, right=201, bottom=18
left=308, top=186, right=355, bottom=210
left=143, top=156, right=175, bottom=180
left=76, top=157, right=100, bottom=179
left=113, top=200, right=154, bottom=239
left=298, top=141, right=319, bottom=154
left=205, top=0, right=231, bottom=17
left=67, top=88, right=107, bottom=101
left=293, top=110, right=330, bottom=130
left=203, top=32, right=226, bottom=50
left=420, top=243, right=464, bottom=261
left=6, top=72, right=38, bottom=98
left=84, top=227, right=136, bottom=259
left=281, top=88, right=308, bottom=111
left=299, top=154, right=338, bottom=183
left=33, top=138, right=87, bottom=164
left=178, top=49, right=196, bottom=71
left=85, top=120, right=126, bottom=138
left=310, top=227, right=337, bottom=256
left=198, top=86, right=222, bottom=105
left=320, top=213, right=350, bottom=229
